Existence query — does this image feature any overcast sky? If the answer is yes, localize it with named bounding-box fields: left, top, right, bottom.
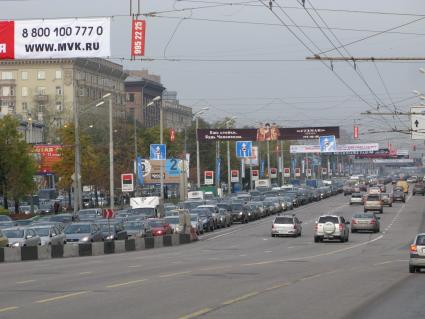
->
left=2, top=0, right=425, bottom=149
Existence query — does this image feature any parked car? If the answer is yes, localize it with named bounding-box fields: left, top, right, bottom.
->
left=380, top=193, right=393, bottom=207
left=147, top=218, right=173, bottom=236
left=230, top=203, right=249, bottom=224
left=351, top=212, right=380, bottom=233
left=349, top=193, right=364, bottom=205
left=218, top=208, right=232, bottom=227
left=197, top=205, right=220, bottom=228
left=193, top=209, right=214, bottom=232
left=314, top=215, right=350, bottom=243
left=271, top=215, right=302, bottom=237
left=364, top=194, right=383, bottom=214
left=413, top=183, right=425, bottom=196
left=3, top=227, right=41, bottom=247
left=409, top=233, right=425, bottom=273
left=32, top=225, right=66, bottom=245
left=124, top=220, right=152, bottom=238
left=0, top=229, right=8, bottom=247
left=63, top=222, right=103, bottom=243
left=97, top=221, right=128, bottom=240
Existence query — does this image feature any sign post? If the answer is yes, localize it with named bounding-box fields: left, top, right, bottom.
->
left=121, top=173, right=134, bottom=192
left=411, top=106, right=425, bottom=139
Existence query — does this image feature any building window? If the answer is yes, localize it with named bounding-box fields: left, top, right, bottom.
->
left=56, top=101, right=63, bottom=112
left=55, top=70, right=62, bottom=79
left=1, top=72, right=13, bottom=80
left=56, top=86, right=62, bottom=95
left=22, top=102, right=28, bottom=111
left=10, top=87, right=15, bottom=96
left=79, top=88, right=85, bottom=96
left=37, top=71, right=46, bottom=80
left=37, top=87, right=46, bottom=95
left=38, top=104, right=44, bottom=113
left=21, top=71, right=28, bottom=80
left=1, top=86, right=10, bottom=96
left=21, top=87, right=28, bottom=97
left=127, top=93, right=135, bottom=102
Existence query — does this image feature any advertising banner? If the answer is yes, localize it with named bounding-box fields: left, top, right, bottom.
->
left=306, top=168, right=312, bottom=177
left=231, top=170, right=239, bottom=183
left=131, top=19, right=146, bottom=56
left=197, top=126, right=340, bottom=141
left=354, top=125, right=359, bottom=139
left=251, top=170, right=259, bottom=181
left=295, top=168, right=301, bottom=177
left=270, top=168, right=277, bottom=179
left=319, top=135, right=336, bottom=153
left=283, top=168, right=290, bottom=178
left=32, top=145, right=62, bottom=174
left=0, top=18, right=111, bottom=60
left=204, top=171, right=214, bottom=185
left=290, top=143, right=379, bottom=154
left=121, top=173, right=134, bottom=192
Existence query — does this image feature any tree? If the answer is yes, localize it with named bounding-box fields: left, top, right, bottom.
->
left=0, top=116, right=37, bottom=211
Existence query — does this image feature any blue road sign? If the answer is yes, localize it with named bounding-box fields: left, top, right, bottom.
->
left=136, top=156, right=144, bottom=185
left=236, top=141, right=253, bottom=158
left=150, top=144, right=166, bottom=160
left=319, top=135, right=336, bottom=153
left=166, top=158, right=181, bottom=176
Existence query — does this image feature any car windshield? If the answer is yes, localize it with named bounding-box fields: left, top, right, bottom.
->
left=352, top=194, right=362, bottom=198
left=79, top=209, right=97, bottom=215
left=148, top=220, right=165, bottom=227
left=274, top=217, right=293, bottom=224
left=3, top=229, right=24, bottom=238
left=318, top=216, right=339, bottom=224
left=353, top=213, right=374, bottom=218
left=50, top=215, right=72, bottom=223
left=98, top=224, right=115, bottom=232
left=367, top=195, right=380, bottom=201
left=416, top=235, right=425, bottom=245
left=0, top=215, right=11, bottom=222
left=125, top=222, right=144, bottom=230
left=231, top=204, right=243, bottom=211
left=64, top=224, right=91, bottom=234
left=33, top=227, right=50, bottom=237
left=129, top=208, right=155, bottom=216
left=165, top=217, right=179, bottom=224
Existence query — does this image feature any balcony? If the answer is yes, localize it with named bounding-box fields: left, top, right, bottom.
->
left=0, top=79, right=16, bottom=86
left=34, top=94, right=49, bottom=103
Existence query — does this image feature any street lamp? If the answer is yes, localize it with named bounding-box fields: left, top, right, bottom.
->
left=148, top=96, right=164, bottom=199
left=225, top=117, right=236, bottom=195
left=193, top=107, right=209, bottom=189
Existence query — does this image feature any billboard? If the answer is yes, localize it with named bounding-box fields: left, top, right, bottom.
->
left=197, top=126, right=340, bottom=141
left=131, top=19, right=146, bottom=57
left=319, top=135, right=336, bottom=153
left=121, top=173, right=134, bottom=192
left=142, top=160, right=181, bottom=184
left=32, top=144, right=62, bottom=174
left=290, top=143, right=379, bottom=154
left=0, top=18, right=110, bottom=60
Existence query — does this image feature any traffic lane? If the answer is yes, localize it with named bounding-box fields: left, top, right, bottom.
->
left=0, top=194, right=419, bottom=319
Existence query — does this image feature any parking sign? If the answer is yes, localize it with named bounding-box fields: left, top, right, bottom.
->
left=150, top=144, right=166, bottom=160
left=236, top=141, right=253, bottom=158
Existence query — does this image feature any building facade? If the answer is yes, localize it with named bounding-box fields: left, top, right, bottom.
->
left=163, top=91, right=192, bottom=132
left=0, top=58, right=127, bottom=141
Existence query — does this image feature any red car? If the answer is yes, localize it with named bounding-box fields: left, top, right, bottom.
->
left=147, top=218, right=173, bottom=236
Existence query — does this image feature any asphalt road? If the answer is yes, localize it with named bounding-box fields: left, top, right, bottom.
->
left=0, top=192, right=423, bottom=319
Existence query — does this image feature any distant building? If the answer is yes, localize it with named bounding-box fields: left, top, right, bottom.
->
left=17, top=119, right=44, bottom=144
left=125, top=70, right=192, bottom=130
left=0, top=58, right=128, bottom=141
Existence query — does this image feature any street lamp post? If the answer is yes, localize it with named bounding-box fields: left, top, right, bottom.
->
left=225, top=117, right=236, bottom=195
left=193, top=108, right=209, bottom=189
left=108, top=96, right=114, bottom=209
left=148, top=96, right=164, bottom=199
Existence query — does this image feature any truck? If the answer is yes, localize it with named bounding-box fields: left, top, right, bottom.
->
left=130, top=196, right=164, bottom=218
left=255, top=179, right=271, bottom=189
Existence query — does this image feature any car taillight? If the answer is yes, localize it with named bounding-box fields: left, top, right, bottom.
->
left=370, top=219, right=376, bottom=224
left=352, top=219, right=357, bottom=224
left=411, top=244, right=418, bottom=253
left=272, top=224, right=275, bottom=229
left=339, top=223, right=343, bottom=231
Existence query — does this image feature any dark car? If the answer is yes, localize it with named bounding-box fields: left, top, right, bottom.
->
left=124, top=220, right=152, bottom=238
left=393, top=189, right=406, bottom=203
left=413, top=183, right=425, bottom=196
left=230, top=203, right=249, bottom=223
left=64, top=222, right=103, bottom=243
left=193, top=208, right=215, bottom=232
left=97, top=221, right=128, bottom=240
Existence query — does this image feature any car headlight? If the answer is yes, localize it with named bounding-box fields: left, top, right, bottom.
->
left=248, top=212, right=251, bottom=216
left=239, top=212, right=243, bottom=215
left=106, top=235, right=114, bottom=240
left=11, top=242, right=21, bottom=247
left=80, top=236, right=90, bottom=242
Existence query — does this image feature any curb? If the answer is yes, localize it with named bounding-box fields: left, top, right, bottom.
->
left=0, top=234, right=194, bottom=263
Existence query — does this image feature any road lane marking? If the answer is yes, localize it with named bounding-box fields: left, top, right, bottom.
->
left=0, top=306, right=19, bottom=313
left=263, top=283, right=289, bottom=291
left=222, top=291, right=259, bottom=305
left=35, top=291, right=88, bottom=304
left=16, top=280, right=35, bottom=284
left=374, top=259, right=408, bottom=266
left=106, top=279, right=147, bottom=288
left=79, top=272, right=92, bottom=275
left=128, top=265, right=143, bottom=268
left=159, top=271, right=191, bottom=278
left=178, top=308, right=213, bottom=319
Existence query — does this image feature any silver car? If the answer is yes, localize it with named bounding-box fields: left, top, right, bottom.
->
left=190, top=214, right=203, bottom=235
left=164, top=216, right=183, bottom=234
left=314, top=215, right=350, bottom=243
left=64, top=222, right=103, bottom=243
left=271, top=215, right=302, bottom=237
left=410, top=233, right=425, bottom=273
left=350, top=213, right=380, bottom=233
left=349, top=193, right=364, bottom=205
left=124, top=220, right=152, bottom=238
left=3, top=227, right=41, bottom=247
left=32, top=225, right=67, bottom=246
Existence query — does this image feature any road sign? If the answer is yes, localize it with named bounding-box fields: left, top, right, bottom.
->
left=166, top=158, right=181, bottom=176
left=319, top=135, right=336, bottom=152
left=231, top=170, right=239, bottom=183
left=270, top=168, right=277, bottom=179
left=121, top=173, right=134, bottom=192
left=411, top=106, right=425, bottom=139
left=103, top=208, right=115, bottom=219
left=236, top=141, right=253, bottom=158
left=150, top=144, right=166, bottom=160
left=251, top=170, right=259, bottom=181
left=204, top=171, right=214, bottom=185
left=283, top=168, right=290, bottom=178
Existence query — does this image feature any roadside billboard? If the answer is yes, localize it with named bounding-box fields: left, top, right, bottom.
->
left=32, top=144, right=62, bottom=174
left=290, top=143, right=379, bottom=154
left=0, top=18, right=111, bottom=60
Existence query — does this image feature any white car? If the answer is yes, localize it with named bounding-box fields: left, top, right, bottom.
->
left=271, top=215, right=302, bottom=237
left=314, top=215, right=350, bottom=243
left=32, top=225, right=66, bottom=246
left=3, top=227, right=41, bottom=247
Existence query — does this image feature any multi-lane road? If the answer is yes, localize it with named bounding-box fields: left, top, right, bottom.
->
left=1, top=192, right=424, bottom=319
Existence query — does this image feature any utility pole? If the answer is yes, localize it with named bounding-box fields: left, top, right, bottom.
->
left=196, top=116, right=201, bottom=189
left=266, top=140, right=271, bottom=183
left=160, top=102, right=164, bottom=200
left=73, top=99, right=81, bottom=214
left=280, top=140, right=284, bottom=185
left=109, top=97, right=114, bottom=209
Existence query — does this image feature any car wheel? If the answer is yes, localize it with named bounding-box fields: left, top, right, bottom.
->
left=340, top=236, right=345, bottom=243
left=271, top=234, right=275, bottom=238
left=390, top=204, right=392, bottom=207
left=351, top=229, right=356, bottom=233
left=314, top=236, right=320, bottom=243
left=364, top=209, right=367, bottom=212
left=409, top=265, right=416, bottom=273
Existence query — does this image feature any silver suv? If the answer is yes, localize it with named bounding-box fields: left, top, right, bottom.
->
left=314, top=215, right=350, bottom=243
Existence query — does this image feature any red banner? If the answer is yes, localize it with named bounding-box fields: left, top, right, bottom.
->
left=354, top=125, right=359, bottom=139
left=0, top=21, right=15, bottom=60
left=32, top=145, right=62, bottom=174
left=131, top=20, right=146, bottom=56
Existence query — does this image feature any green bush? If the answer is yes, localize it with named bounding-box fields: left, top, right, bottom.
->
left=0, top=207, right=10, bottom=216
